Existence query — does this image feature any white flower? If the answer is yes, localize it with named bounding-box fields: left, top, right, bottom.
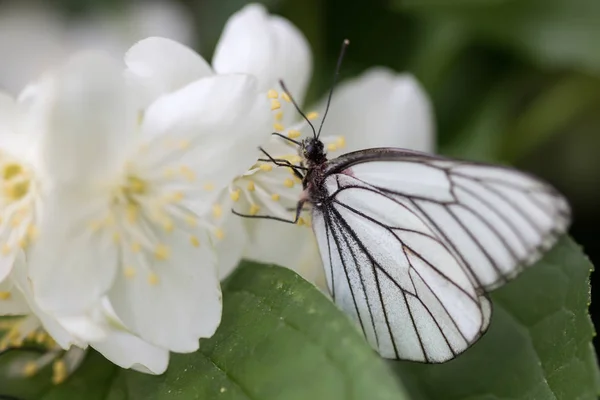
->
left=18, top=48, right=270, bottom=353
left=210, top=4, right=435, bottom=283
left=0, top=1, right=194, bottom=94
left=0, top=261, right=169, bottom=378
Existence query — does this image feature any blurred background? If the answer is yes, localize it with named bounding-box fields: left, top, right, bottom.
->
left=1, top=0, right=598, bottom=351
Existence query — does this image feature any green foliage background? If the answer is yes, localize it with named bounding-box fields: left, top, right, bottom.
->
left=2, top=0, right=600, bottom=398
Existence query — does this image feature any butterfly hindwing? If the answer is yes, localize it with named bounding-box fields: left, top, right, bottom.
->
left=312, top=174, right=490, bottom=362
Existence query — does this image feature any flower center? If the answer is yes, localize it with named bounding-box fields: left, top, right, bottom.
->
left=0, top=159, right=38, bottom=253
left=217, top=88, right=346, bottom=227
left=0, top=317, right=85, bottom=385
left=88, top=164, right=211, bottom=287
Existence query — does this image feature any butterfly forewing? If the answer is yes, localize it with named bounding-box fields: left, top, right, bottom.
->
left=311, top=149, right=570, bottom=362
left=324, top=149, right=570, bottom=290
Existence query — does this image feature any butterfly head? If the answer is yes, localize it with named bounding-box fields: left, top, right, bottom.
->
left=301, top=137, right=327, bottom=165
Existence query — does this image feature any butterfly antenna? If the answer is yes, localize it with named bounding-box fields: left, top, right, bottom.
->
left=317, top=39, right=350, bottom=140
left=279, top=79, right=317, bottom=139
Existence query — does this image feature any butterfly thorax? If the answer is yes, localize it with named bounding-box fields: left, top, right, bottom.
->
left=300, top=138, right=330, bottom=205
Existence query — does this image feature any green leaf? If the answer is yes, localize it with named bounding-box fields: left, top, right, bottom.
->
left=2, top=263, right=405, bottom=400
left=393, top=237, right=600, bottom=400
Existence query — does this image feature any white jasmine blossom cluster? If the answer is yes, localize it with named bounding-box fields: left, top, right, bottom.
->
left=0, top=2, right=434, bottom=380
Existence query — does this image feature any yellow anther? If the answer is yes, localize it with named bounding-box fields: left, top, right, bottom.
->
left=273, top=123, right=285, bottom=131
left=164, top=168, right=176, bottom=178
left=247, top=181, right=255, bottom=191
left=0, top=292, right=11, bottom=300
left=249, top=204, right=261, bottom=216
left=3, top=164, right=23, bottom=180
left=260, top=164, right=273, bottom=172
left=336, top=136, right=346, bottom=148
left=180, top=166, right=196, bottom=182
left=35, top=332, right=47, bottom=344
left=170, top=191, right=184, bottom=203
left=178, top=140, right=191, bottom=150
left=131, top=242, right=141, bottom=253
left=124, top=267, right=136, bottom=278
left=212, top=204, right=223, bottom=218
left=1, top=244, right=10, bottom=255
left=11, top=214, right=23, bottom=228
left=18, top=237, right=28, bottom=249
left=190, top=235, right=200, bottom=247
left=137, top=110, right=145, bottom=126
left=283, top=178, right=295, bottom=188
left=5, top=180, right=30, bottom=200
left=271, top=99, right=281, bottom=110
left=27, top=225, right=39, bottom=240
left=203, top=182, right=215, bottom=191
left=230, top=190, right=241, bottom=202
left=275, top=111, right=284, bottom=121
left=154, top=244, right=170, bottom=260
left=45, top=336, right=56, bottom=349
left=327, top=143, right=337, bottom=151
left=126, top=204, right=139, bottom=223
left=185, top=215, right=197, bottom=227
left=290, top=155, right=303, bottom=164
left=147, top=272, right=160, bottom=286
left=112, top=232, right=120, bottom=243
left=23, top=361, right=38, bottom=377
left=89, top=221, right=104, bottom=232
left=127, top=176, right=146, bottom=195
left=297, top=217, right=306, bottom=226
left=271, top=193, right=280, bottom=201
left=281, top=92, right=291, bottom=102
left=288, top=130, right=302, bottom=139
left=215, top=228, right=225, bottom=240
left=52, top=359, right=67, bottom=385
left=163, top=219, right=174, bottom=233
left=267, top=89, right=279, bottom=99
left=307, top=111, right=319, bottom=120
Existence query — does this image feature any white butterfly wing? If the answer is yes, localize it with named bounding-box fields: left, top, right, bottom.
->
left=338, top=153, right=571, bottom=290
left=311, top=150, right=569, bottom=362
left=312, top=174, right=491, bottom=362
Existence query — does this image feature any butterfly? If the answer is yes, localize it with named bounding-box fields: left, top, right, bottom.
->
left=235, top=40, right=571, bottom=363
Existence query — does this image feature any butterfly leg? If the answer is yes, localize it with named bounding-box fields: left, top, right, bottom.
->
left=232, top=199, right=306, bottom=224
left=258, top=147, right=306, bottom=180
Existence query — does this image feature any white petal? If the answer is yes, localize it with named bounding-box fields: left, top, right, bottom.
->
left=214, top=204, right=248, bottom=280
left=0, top=276, right=30, bottom=315
left=27, top=190, right=118, bottom=316
left=10, top=256, right=85, bottom=349
left=316, top=68, right=435, bottom=152
left=108, top=228, right=221, bottom=352
left=140, top=74, right=271, bottom=211
left=244, top=221, right=326, bottom=287
left=213, top=4, right=312, bottom=101
left=91, top=329, right=169, bottom=374
left=0, top=251, right=16, bottom=284
left=125, top=37, right=212, bottom=103
left=36, top=51, right=137, bottom=185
